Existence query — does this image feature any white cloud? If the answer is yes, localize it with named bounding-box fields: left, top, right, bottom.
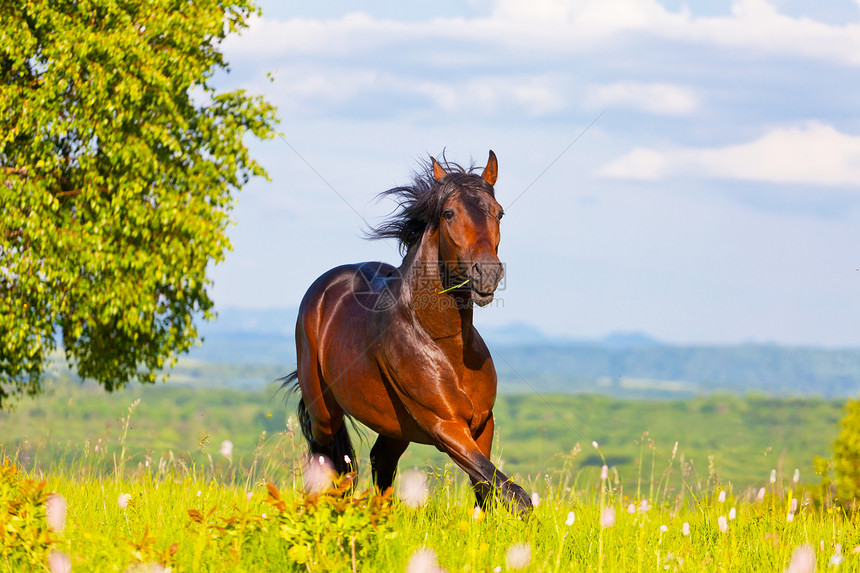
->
left=282, top=68, right=390, bottom=105
left=599, top=148, right=668, bottom=180
left=598, top=122, right=860, bottom=186
left=258, top=65, right=569, bottom=118
left=222, top=13, right=415, bottom=58
left=492, top=0, right=686, bottom=30
left=225, top=0, right=860, bottom=67
left=685, top=0, right=860, bottom=66
left=414, top=76, right=568, bottom=116
left=583, top=82, right=699, bottom=116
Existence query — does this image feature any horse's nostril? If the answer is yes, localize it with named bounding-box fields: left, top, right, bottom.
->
left=470, top=261, right=504, bottom=292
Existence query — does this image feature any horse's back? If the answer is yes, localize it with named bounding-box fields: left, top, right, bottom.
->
left=295, top=262, right=429, bottom=440
left=296, top=261, right=397, bottom=331
left=295, top=261, right=401, bottom=377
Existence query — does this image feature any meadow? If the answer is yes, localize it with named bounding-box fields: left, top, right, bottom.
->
left=1, top=376, right=854, bottom=571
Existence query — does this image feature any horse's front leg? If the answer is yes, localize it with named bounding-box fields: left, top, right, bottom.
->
left=470, top=413, right=499, bottom=509
left=431, top=418, right=532, bottom=514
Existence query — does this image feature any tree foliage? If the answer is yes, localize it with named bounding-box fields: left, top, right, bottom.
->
left=0, top=0, right=277, bottom=407
left=833, top=398, right=860, bottom=502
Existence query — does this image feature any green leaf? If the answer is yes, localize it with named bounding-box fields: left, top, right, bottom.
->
left=0, top=0, right=278, bottom=408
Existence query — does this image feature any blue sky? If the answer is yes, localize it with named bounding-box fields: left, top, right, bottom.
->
left=209, top=0, right=860, bottom=347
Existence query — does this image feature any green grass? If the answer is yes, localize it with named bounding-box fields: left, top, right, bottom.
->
left=1, top=380, right=853, bottom=571
left=3, top=444, right=855, bottom=572
left=0, top=377, right=845, bottom=491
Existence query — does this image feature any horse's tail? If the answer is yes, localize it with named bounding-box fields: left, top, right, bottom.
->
left=278, top=370, right=356, bottom=476
left=277, top=371, right=313, bottom=443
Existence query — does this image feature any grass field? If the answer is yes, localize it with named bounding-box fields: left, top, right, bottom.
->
left=2, top=441, right=853, bottom=572
left=0, top=379, right=853, bottom=571
left=0, top=376, right=845, bottom=491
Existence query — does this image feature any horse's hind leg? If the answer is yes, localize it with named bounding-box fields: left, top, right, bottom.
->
left=295, top=327, right=355, bottom=475
left=296, top=394, right=355, bottom=475
left=370, top=435, right=409, bottom=493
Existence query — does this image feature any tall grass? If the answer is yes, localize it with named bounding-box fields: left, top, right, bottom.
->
left=1, top=399, right=854, bottom=572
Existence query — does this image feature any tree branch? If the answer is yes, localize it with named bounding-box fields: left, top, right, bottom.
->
left=1, top=166, right=29, bottom=177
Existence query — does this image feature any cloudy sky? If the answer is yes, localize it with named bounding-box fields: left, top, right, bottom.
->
left=209, top=0, right=860, bottom=347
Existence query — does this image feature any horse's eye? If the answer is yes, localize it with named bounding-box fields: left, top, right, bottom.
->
left=497, top=211, right=505, bottom=221
left=442, top=209, right=455, bottom=220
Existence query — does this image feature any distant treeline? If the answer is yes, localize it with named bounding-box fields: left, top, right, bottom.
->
left=187, top=330, right=860, bottom=398
left=490, top=343, right=860, bottom=398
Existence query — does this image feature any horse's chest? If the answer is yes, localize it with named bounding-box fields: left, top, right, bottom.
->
left=451, top=358, right=496, bottom=433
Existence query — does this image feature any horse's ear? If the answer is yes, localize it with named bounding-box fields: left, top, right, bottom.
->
left=431, top=157, right=447, bottom=181
left=482, top=150, right=498, bottom=186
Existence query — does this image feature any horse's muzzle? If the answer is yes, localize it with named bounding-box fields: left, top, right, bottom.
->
left=470, top=260, right=504, bottom=306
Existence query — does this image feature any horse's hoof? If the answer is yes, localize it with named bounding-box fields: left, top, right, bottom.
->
left=516, top=497, right=534, bottom=518
left=502, top=483, right=534, bottom=516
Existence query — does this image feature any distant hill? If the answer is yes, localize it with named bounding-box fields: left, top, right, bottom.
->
left=186, top=308, right=860, bottom=398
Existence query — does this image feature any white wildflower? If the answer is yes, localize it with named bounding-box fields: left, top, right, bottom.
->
left=600, top=507, right=616, bottom=528
left=793, top=468, right=800, bottom=484
left=303, top=454, right=335, bottom=494
left=627, top=503, right=635, bottom=514
left=48, top=550, right=72, bottom=573
left=117, top=492, right=131, bottom=509
left=592, top=441, right=599, bottom=449
left=219, top=440, right=233, bottom=459
left=770, top=469, right=777, bottom=484
left=639, top=499, right=650, bottom=513
left=830, top=543, right=844, bottom=568
left=718, top=515, right=728, bottom=533
left=784, top=544, right=815, bottom=573
left=660, top=525, right=668, bottom=533
left=600, top=465, right=608, bottom=481
left=757, top=487, right=766, bottom=501
left=406, top=547, right=446, bottom=573
left=505, top=543, right=532, bottom=570
left=531, top=492, right=540, bottom=507
left=46, top=493, right=67, bottom=533
left=682, top=522, right=690, bottom=536
left=729, top=507, right=736, bottom=520
left=398, top=469, right=429, bottom=508
left=565, top=511, right=575, bottom=526
left=718, top=490, right=726, bottom=503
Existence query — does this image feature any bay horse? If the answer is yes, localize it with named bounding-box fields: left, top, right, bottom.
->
left=282, top=151, right=532, bottom=513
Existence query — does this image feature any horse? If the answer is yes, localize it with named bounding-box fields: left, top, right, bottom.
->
left=281, top=151, right=532, bottom=513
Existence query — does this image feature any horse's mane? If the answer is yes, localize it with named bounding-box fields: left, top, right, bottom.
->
left=368, top=155, right=495, bottom=254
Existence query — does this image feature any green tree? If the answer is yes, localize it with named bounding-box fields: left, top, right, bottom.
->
left=833, top=398, right=860, bottom=503
left=0, top=0, right=277, bottom=408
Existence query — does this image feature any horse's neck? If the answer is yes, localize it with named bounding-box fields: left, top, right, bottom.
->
left=399, top=231, right=473, bottom=341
